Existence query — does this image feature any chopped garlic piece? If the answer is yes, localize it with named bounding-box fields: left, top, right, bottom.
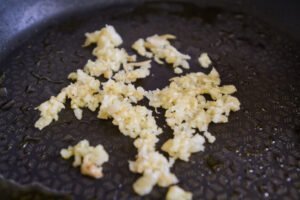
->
left=132, top=34, right=190, bottom=73
left=68, top=72, right=77, bottom=80
left=174, top=67, right=183, bottom=74
left=133, top=172, right=159, bottom=196
left=220, top=85, right=237, bottom=94
left=198, top=53, right=212, bottom=68
left=132, top=39, right=153, bottom=58
left=203, top=131, right=216, bottom=143
left=73, top=108, right=83, bottom=120
left=166, top=185, right=192, bottom=200
left=60, top=139, right=109, bottom=178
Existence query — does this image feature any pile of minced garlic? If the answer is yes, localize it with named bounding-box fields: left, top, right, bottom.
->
left=35, top=25, right=240, bottom=199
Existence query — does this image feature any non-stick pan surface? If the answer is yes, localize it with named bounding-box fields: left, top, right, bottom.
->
left=0, top=1, right=299, bottom=200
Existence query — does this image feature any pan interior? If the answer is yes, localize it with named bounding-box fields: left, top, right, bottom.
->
left=0, top=2, right=299, bottom=200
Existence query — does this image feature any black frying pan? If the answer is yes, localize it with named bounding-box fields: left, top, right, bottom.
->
left=0, top=0, right=299, bottom=199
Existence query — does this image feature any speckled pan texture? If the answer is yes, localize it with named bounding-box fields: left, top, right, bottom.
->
left=0, top=2, right=299, bottom=200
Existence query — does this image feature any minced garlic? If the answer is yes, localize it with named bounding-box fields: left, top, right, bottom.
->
left=131, top=38, right=153, bottom=58
left=83, top=25, right=123, bottom=48
left=83, top=25, right=127, bottom=78
left=60, top=139, right=109, bottom=179
left=113, top=60, right=151, bottom=83
left=147, top=68, right=240, bottom=161
left=198, top=52, right=212, bottom=68
left=98, top=81, right=177, bottom=195
left=162, top=131, right=205, bottom=161
left=98, top=95, right=161, bottom=138
left=203, top=131, right=216, bottom=143
left=101, top=79, right=145, bottom=103
left=65, top=69, right=101, bottom=115
left=130, top=152, right=178, bottom=195
left=34, top=91, right=67, bottom=130
left=132, top=34, right=190, bottom=73
left=166, top=185, right=192, bottom=200
left=100, top=97, right=178, bottom=194
left=35, top=70, right=101, bottom=129
left=83, top=25, right=152, bottom=83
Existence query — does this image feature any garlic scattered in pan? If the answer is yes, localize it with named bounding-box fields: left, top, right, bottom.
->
left=60, top=139, right=109, bottom=179
left=34, top=25, right=241, bottom=199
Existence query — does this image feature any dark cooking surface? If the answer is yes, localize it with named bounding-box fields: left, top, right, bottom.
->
left=0, top=2, right=299, bottom=200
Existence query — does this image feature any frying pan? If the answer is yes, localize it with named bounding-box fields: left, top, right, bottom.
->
left=0, top=0, right=299, bottom=199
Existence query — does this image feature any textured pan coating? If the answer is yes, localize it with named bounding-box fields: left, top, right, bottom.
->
left=0, top=2, right=299, bottom=200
